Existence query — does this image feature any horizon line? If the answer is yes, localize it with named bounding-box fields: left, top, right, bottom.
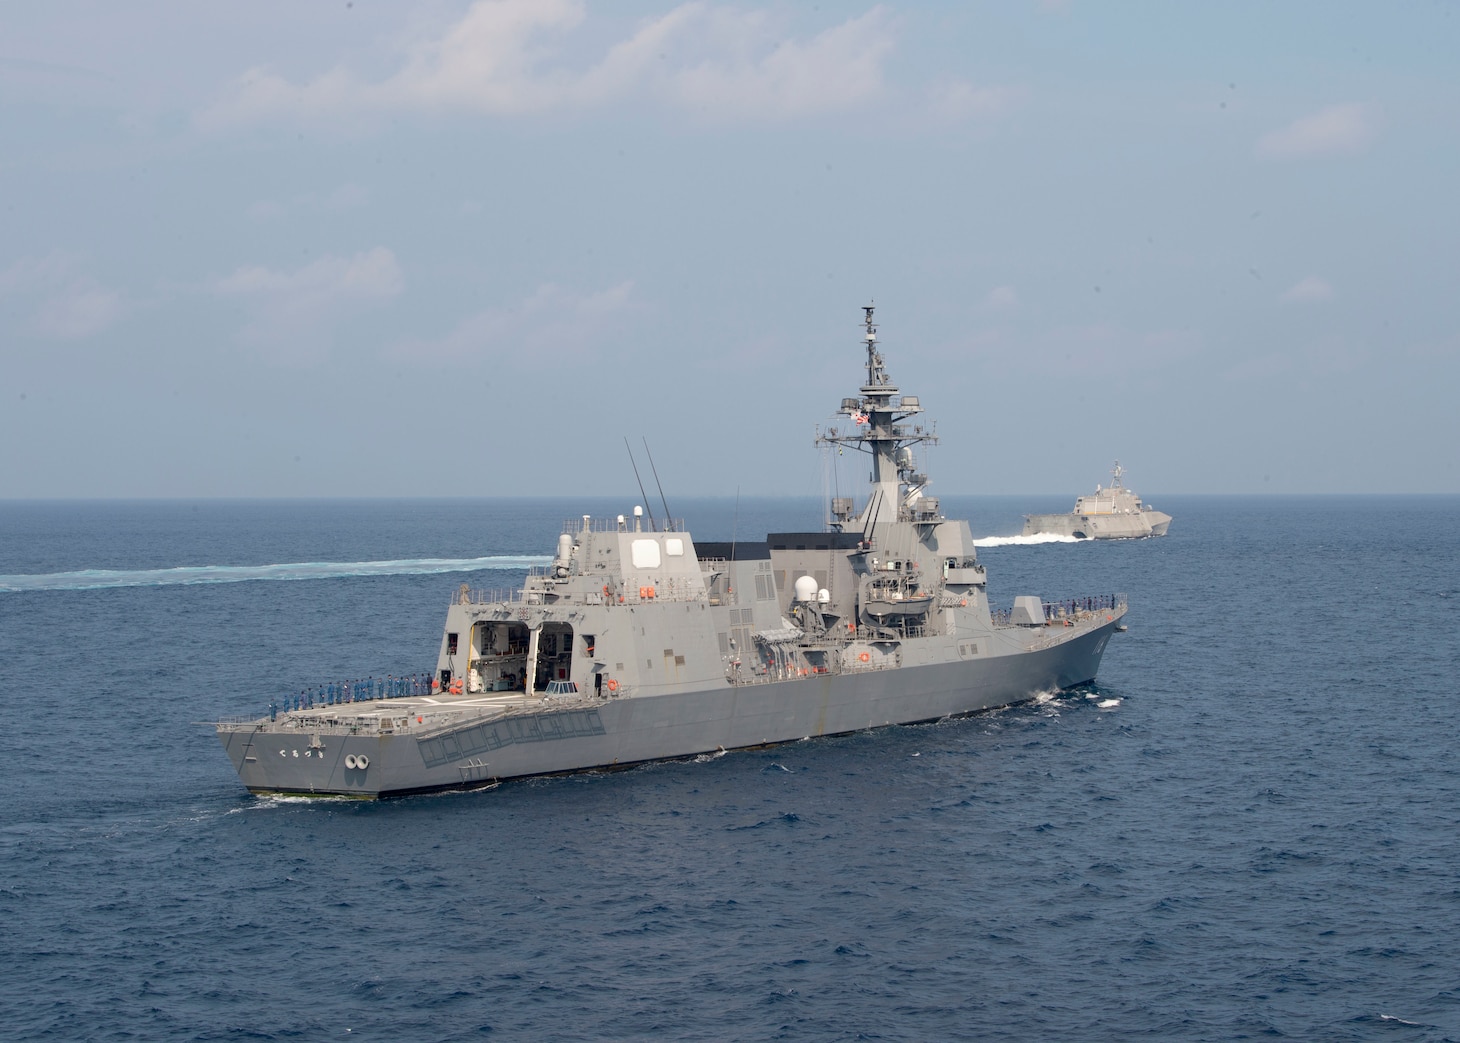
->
left=3, top=491, right=1458, bottom=504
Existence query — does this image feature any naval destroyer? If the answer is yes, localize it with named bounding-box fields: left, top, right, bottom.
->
left=1022, top=462, right=1172, bottom=540
left=215, top=307, right=1128, bottom=797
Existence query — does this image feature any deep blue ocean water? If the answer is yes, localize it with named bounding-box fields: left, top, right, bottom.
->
left=1, top=495, right=1458, bottom=1042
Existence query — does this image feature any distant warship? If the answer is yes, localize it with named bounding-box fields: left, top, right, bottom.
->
left=1023, top=462, right=1172, bottom=540
left=215, top=306, right=1128, bottom=797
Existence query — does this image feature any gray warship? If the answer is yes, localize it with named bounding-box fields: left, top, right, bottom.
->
left=215, top=307, right=1128, bottom=797
left=1022, top=462, right=1172, bottom=540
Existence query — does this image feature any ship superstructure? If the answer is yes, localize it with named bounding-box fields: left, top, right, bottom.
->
left=216, top=307, right=1128, bottom=797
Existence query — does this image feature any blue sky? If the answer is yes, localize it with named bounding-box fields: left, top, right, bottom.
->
left=2, top=1, right=1456, bottom=498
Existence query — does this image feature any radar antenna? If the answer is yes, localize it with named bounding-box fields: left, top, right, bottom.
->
left=862, top=302, right=887, bottom=388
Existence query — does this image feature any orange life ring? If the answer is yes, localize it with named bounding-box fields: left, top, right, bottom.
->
left=606, top=678, right=619, bottom=692
left=859, top=652, right=870, bottom=662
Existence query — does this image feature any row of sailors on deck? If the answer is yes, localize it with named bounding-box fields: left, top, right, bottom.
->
left=271, top=673, right=434, bottom=716
left=1043, top=595, right=1120, bottom=621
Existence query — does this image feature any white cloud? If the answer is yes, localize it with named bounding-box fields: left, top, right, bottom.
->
left=1281, top=276, right=1334, bottom=302
left=670, top=7, right=894, bottom=119
left=1256, top=103, right=1379, bottom=160
left=215, top=247, right=403, bottom=363
left=202, top=1, right=896, bottom=126
left=386, top=281, right=635, bottom=364
left=0, top=252, right=72, bottom=293
left=374, top=0, right=591, bottom=113
left=983, top=285, right=1018, bottom=310
left=0, top=252, right=127, bottom=339
left=217, top=248, right=402, bottom=297
left=32, top=285, right=125, bottom=339
left=927, top=80, right=1020, bottom=122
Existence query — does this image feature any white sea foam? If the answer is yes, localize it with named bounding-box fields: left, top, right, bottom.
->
left=244, top=794, right=336, bottom=808
left=1096, top=698, right=1121, bottom=709
left=0, top=555, right=551, bottom=593
left=971, top=533, right=1084, bottom=548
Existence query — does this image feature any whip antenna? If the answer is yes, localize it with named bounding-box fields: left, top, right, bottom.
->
left=624, top=437, right=657, bottom=532
left=642, top=438, right=674, bottom=533
left=730, top=486, right=740, bottom=564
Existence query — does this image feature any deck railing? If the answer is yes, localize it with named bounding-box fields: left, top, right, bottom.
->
left=562, top=516, right=686, bottom=534
left=991, top=593, right=1127, bottom=627
left=456, top=577, right=709, bottom=607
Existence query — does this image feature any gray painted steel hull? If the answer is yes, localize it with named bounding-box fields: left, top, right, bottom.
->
left=1023, top=510, right=1172, bottom=540
left=220, top=619, right=1118, bottom=798
left=214, top=306, right=1135, bottom=800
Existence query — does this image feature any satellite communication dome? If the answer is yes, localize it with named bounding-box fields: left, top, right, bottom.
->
left=793, top=576, right=819, bottom=603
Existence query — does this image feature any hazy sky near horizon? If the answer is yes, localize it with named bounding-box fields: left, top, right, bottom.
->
left=3, top=1, right=1457, bottom=499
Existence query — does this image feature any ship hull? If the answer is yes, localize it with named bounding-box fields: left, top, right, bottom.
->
left=220, top=618, right=1121, bottom=798
left=1023, top=510, right=1172, bottom=540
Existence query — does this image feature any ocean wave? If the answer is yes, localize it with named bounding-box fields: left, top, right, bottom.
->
left=971, top=533, right=1085, bottom=547
left=0, top=555, right=550, bottom=593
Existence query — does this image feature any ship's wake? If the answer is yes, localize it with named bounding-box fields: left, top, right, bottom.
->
left=971, top=533, right=1084, bottom=548
left=0, top=555, right=551, bottom=593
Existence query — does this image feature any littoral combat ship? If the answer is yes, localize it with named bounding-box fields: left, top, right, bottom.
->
left=215, top=307, right=1128, bottom=797
left=1022, top=462, right=1172, bottom=540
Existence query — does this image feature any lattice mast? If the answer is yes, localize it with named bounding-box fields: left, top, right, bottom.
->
left=816, top=305, right=938, bottom=533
